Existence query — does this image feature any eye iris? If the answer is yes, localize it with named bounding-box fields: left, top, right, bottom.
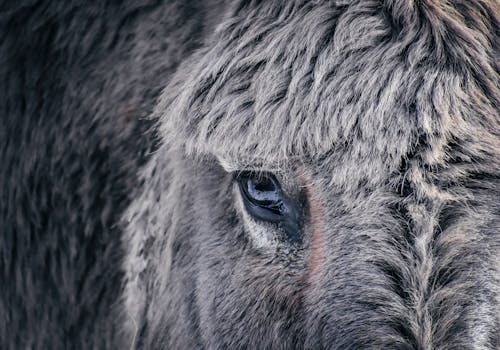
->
left=245, top=178, right=280, bottom=204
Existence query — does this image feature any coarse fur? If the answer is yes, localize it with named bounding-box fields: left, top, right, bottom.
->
left=125, top=0, right=500, bottom=349
left=0, top=1, right=224, bottom=348
left=1, top=0, right=499, bottom=349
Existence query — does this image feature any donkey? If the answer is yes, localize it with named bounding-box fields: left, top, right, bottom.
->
left=1, top=0, right=499, bottom=349
left=123, top=0, right=500, bottom=348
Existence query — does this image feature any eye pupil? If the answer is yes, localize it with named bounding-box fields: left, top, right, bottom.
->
left=252, top=178, right=274, bottom=192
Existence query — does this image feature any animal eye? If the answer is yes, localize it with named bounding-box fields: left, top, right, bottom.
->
left=238, top=172, right=284, bottom=219
left=236, top=172, right=302, bottom=244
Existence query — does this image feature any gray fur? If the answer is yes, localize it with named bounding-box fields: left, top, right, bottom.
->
left=1, top=0, right=498, bottom=349
left=125, top=0, right=500, bottom=349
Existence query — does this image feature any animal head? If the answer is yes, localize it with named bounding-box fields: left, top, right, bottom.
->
left=123, top=1, right=499, bottom=348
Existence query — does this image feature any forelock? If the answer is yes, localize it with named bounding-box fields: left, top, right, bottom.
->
left=156, top=0, right=499, bottom=171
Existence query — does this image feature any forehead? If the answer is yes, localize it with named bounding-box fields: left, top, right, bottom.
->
left=157, top=1, right=452, bottom=177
